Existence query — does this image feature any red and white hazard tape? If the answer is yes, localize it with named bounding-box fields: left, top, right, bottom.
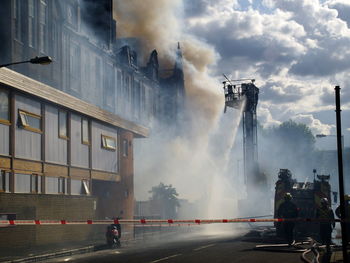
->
left=0, top=218, right=346, bottom=226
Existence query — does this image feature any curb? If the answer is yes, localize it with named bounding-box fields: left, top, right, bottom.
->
left=1, top=246, right=96, bottom=263
left=0, top=229, right=192, bottom=263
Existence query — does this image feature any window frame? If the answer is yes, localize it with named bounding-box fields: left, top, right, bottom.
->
left=13, top=0, right=22, bottom=42
left=28, top=0, right=36, bottom=48
left=58, top=109, right=69, bottom=140
left=58, top=177, right=65, bottom=194
left=30, top=174, right=40, bottom=193
left=0, top=89, right=10, bottom=125
left=39, top=0, right=48, bottom=53
left=82, top=179, right=90, bottom=195
left=81, top=117, right=90, bottom=145
left=101, top=134, right=117, bottom=151
left=18, top=109, right=42, bottom=133
left=0, top=170, right=6, bottom=192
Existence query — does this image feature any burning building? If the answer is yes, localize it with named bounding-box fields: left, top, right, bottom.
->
left=0, top=0, right=184, bottom=251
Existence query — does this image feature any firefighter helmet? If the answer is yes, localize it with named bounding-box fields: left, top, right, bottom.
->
left=284, top=192, right=292, bottom=201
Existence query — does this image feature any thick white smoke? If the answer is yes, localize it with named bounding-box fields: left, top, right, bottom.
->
left=114, top=0, right=247, bottom=220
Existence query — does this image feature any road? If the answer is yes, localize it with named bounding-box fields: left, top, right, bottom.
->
left=47, top=228, right=303, bottom=263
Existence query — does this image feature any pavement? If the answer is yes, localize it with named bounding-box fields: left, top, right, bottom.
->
left=44, top=231, right=303, bottom=263
left=1, top=227, right=349, bottom=263
left=0, top=228, right=182, bottom=263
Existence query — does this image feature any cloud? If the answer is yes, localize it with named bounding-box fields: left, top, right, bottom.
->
left=291, top=114, right=334, bottom=135
left=188, top=9, right=306, bottom=73
left=327, top=0, right=350, bottom=27
left=258, top=105, right=281, bottom=127
left=260, top=80, right=304, bottom=104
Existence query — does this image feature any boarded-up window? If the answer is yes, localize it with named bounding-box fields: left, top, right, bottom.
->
left=81, top=118, right=89, bottom=144
left=101, top=135, right=116, bottom=151
left=58, top=110, right=68, bottom=139
left=0, top=90, right=9, bottom=124
left=18, top=109, right=42, bottom=133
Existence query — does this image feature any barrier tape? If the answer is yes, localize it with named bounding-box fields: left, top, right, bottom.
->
left=0, top=218, right=348, bottom=226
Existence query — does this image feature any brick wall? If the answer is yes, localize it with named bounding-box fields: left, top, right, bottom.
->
left=0, top=193, right=96, bottom=249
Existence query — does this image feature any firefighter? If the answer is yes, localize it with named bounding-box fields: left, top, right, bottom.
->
left=277, top=192, right=298, bottom=245
left=316, top=198, right=335, bottom=251
left=335, top=194, right=350, bottom=242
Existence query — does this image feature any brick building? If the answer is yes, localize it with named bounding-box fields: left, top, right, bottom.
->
left=0, top=0, right=184, bottom=251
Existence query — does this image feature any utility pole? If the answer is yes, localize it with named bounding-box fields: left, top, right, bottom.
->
left=335, top=85, right=348, bottom=262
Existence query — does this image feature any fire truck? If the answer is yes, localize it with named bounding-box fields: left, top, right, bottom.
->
left=274, top=169, right=333, bottom=238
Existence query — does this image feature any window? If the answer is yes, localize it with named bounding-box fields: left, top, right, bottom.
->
left=46, top=176, right=58, bottom=194
left=0, top=90, right=10, bottom=124
left=124, top=75, right=131, bottom=111
left=71, top=179, right=90, bottom=195
left=141, top=84, right=146, bottom=113
left=123, top=139, right=128, bottom=157
left=101, top=135, right=116, bottom=151
left=82, top=180, right=90, bottom=195
left=116, top=69, right=122, bottom=113
left=14, top=0, right=22, bottom=41
left=28, top=0, right=36, bottom=47
left=15, top=174, right=31, bottom=193
left=104, top=64, right=114, bottom=109
left=67, top=4, right=78, bottom=27
left=30, top=174, right=41, bottom=193
left=39, top=0, right=47, bottom=53
left=69, top=41, right=81, bottom=93
left=58, top=110, right=68, bottom=139
left=52, top=23, right=58, bottom=58
left=58, top=177, right=65, bottom=194
left=95, top=57, right=102, bottom=102
left=133, top=81, right=141, bottom=119
left=81, top=118, right=89, bottom=144
left=71, top=179, right=81, bottom=195
left=18, top=110, right=42, bottom=133
left=0, top=170, right=10, bottom=192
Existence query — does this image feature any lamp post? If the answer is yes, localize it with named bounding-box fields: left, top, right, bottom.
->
left=334, top=86, right=348, bottom=263
left=0, top=56, right=52, bottom=68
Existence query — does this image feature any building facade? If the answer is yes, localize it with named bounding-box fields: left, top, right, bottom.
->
left=0, top=0, right=184, bottom=251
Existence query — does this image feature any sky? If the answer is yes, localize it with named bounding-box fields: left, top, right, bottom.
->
left=182, top=0, right=350, bottom=149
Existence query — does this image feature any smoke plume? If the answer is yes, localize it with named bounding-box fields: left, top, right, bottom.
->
left=113, top=0, right=222, bottom=132
left=114, top=0, right=249, bottom=221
